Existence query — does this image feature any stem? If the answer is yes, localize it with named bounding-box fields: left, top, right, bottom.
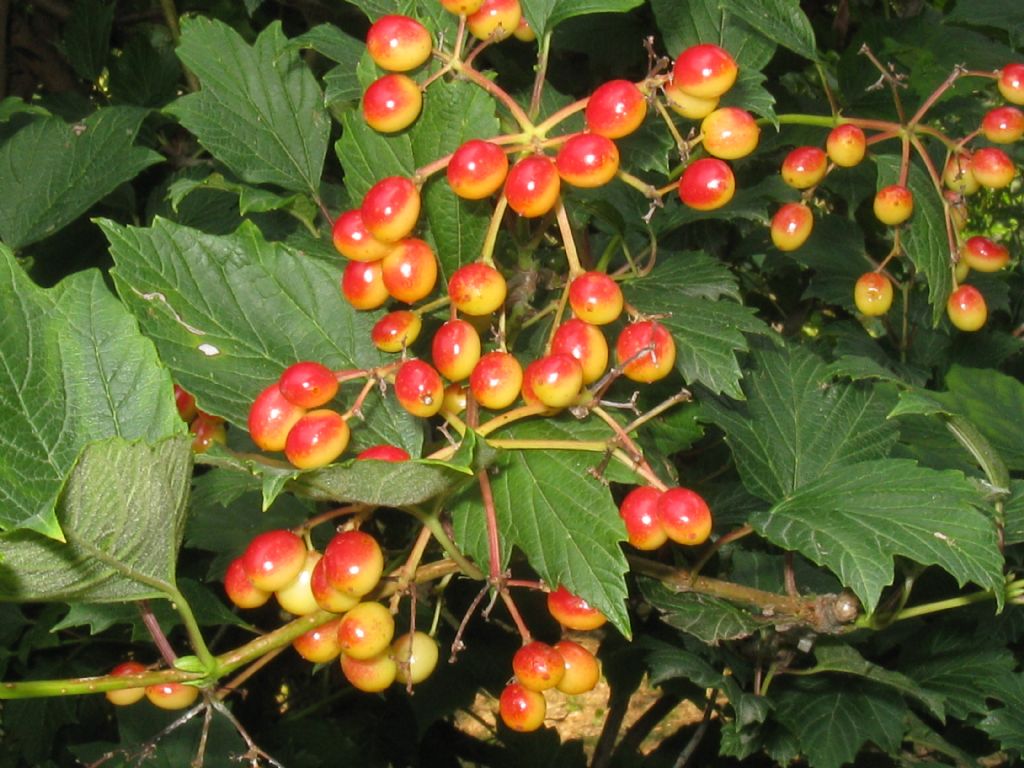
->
left=534, top=97, right=589, bottom=136
left=477, top=469, right=504, bottom=583
left=450, top=59, right=534, bottom=133
left=500, top=590, right=532, bottom=642
left=138, top=600, right=178, bottom=666
left=617, top=169, right=661, bottom=200
left=159, top=0, right=200, bottom=92
left=907, top=66, right=964, bottom=129
left=528, top=32, right=552, bottom=120
left=671, top=690, right=717, bottom=768
left=554, top=198, right=584, bottom=277
left=485, top=438, right=607, bottom=452
left=476, top=403, right=552, bottom=437
left=479, top=195, right=508, bottom=267
left=888, top=589, right=1002, bottom=622
left=409, top=509, right=485, bottom=580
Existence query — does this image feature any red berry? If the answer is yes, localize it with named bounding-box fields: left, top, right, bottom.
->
left=432, top=319, right=482, bottom=382
left=394, top=359, right=445, bottom=418
left=440, top=0, right=484, bottom=14
left=618, top=486, right=667, bottom=550
left=284, top=409, right=350, bottom=470
left=391, top=631, right=440, bottom=684
left=293, top=617, right=344, bottom=663
left=323, top=530, right=385, bottom=598
left=366, top=15, right=432, bottom=72
left=242, top=529, right=307, bottom=592
left=615, top=321, right=676, bottom=383
left=826, top=124, right=866, bottom=167
left=332, top=209, right=394, bottom=262
left=943, top=152, right=979, bottom=196
left=276, top=550, right=322, bottom=616
left=854, top=272, right=894, bottom=317
left=338, top=601, right=396, bottom=660
left=998, top=63, right=1024, bottom=105
left=781, top=146, right=828, bottom=189
left=961, top=236, right=1010, bottom=273
left=505, top=155, right=561, bottom=218
left=512, top=641, right=565, bottom=692
left=873, top=184, right=914, bottom=226
left=678, top=157, right=735, bottom=210
left=466, top=0, right=522, bottom=41
left=363, top=73, right=423, bottom=133
left=947, top=285, right=987, bottom=332
left=663, top=78, right=718, bottom=119
left=371, top=310, right=422, bottom=353
left=585, top=79, right=647, bottom=139
left=770, top=202, right=814, bottom=252
left=447, top=140, right=509, bottom=200
left=657, top=487, right=712, bottom=546
left=555, top=133, right=620, bottom=188
left=513, top=16, right=536, bottom=42
left=381, top=238, right=438, bottom=304
left=981, top=106, right=1024, bottom=144
left=551, top=319, right=609, bottom=385
left=145, top=682, right=199, bottom=710
left=341, top=650, right=397, bottom=692
left=522, top=354, right=583, bottom=409
left=554, top=640, right=601, bottom=695
left=499, top=682, right=546, bottom=732
left=174, top=384, right=197, bottom=422
left=673, top=44, right=738, bottom=99
left=189, top=411, right=226, bottom=454
left=361, top=176, right=421, bottom=243
left=568, top=271, right=623, bottom=325
left=448, top=262, right=507, bottom=316
left=547, top=586, right=607, bottom=631
left=248, top=383, right=306, bottom=452
left=341, top=259, right=389, bottom=310
left=700, top=107, right=760, bottom=160
left=356, top=444, right=411, bottom=462
left=279, top=361, right=338, bottom=409
left=106, top=662, right=148, bottom=706
left=970, top=147, right=1016, bottom=189
left=469, top=351, right=523, bottom=410
left=310, top=555, right=360, bottom=613
left=224, top=557, right=271, bottom=609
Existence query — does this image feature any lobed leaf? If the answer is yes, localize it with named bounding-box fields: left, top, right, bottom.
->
left=725, top=0, right=817, bottom=62
left=639, top=578, right=762, bottom=644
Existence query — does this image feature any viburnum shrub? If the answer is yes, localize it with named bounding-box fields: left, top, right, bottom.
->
left=2, top=1, right=1024, bottom=766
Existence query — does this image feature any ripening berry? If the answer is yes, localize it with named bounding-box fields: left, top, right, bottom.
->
left=293, top=617, right=344, bottom=663
left=381, top=238, right=438, bottom=304
left=873, top=184, right=914, bottom=226
left=442, top=382, right=468, bottom=414
left=341, top=259, right=389, bottom=310
left=145, top=682, right=199, bottom=710
left=224, top=557, right=271, bottom=609
left=781, top=146, right=828, bottom=189
left=547, top=586, right=607, bottom=631
left=657, top=487, right=713, bottom=546
left=361, top=176, right=421, bottom=243
left=341, top=650, right=397, bottom=692
left=432, top=319, right=482, bottom=382
left=770, top=203, right=814, bottom=251
left=242, top=529, right=307, bottom=592
left=285, top=409, right=350, bottom=470
left=585, top=79, right=647, bottom=139
left=356, top=444, right=412, bottom=462
left=174, top=384, right=198, bottom=422
left=371, top=310, right=422, bottom=353
left=663, top=79, right=718, bottom=119
left=513, top=16, right=536, bottom=42
left=362, top=74, right=423, bottom=133
left=854, top=272, right=894, bottom=317
left=392, top=631, right=440, bottom=684
left=981, top=106, right=1024, bottom=144
left=551, top=319, right=609, bottom=385
left=499, top=682, right=546, bottom=732
left=522, top=353, right=584, bottom=409
left=467, top=0, right=522, bottom=41
left=441, top=0, right=484, bottom=13
left=394, top=359, right=445, bottom=418
left=279, top=361, right=338, bottom=409
left=554, top=640, right=601, bottom=695
left=970, top=147, right=1016, bottom=189
left=555, top=133, right=620, bottom=188
left=618, top=486, right=667, bottom=550
left=447, top=140, right=510, bottom=200
left=826, top=124, right=867, bottom=167
left=448, top=262, right=508, bottom=315
left=672, top=44, right=738, bottom=99
left=943, top=153, right=979, bottom=196
left=615, top=321, right=676, bottom=383
left=332, top=210, right=394, bottom=262
left=997, top=63, right=1024, bottom=105
left=366, top=15, right=432, bottom=72
left=338, top=601, right=396, bottom=660
left=248, top=384, right=306, bottom=452
left=961, top=236, right=1010, bottom=272
left=323, top=530, right=385, bottom=598
left=276, top=550, right=323, bottom=616
left=310, top=556, right=360, bottom=613
left=568, top=271, right=623, bottom=325
left=700, top=107, right=760, bottom=160
left=678, top=157, right=735, bottom=210
left=106, top=662, right=148, bottom=706
left=947, top=285, right=987, bottom=332
left=470, top=351, right=523, bottom=410
left=505, top=155, right=561, bottom=217
left=189, top=412, right=226, bottom=454
left=513, top=641, right=565, bottom=692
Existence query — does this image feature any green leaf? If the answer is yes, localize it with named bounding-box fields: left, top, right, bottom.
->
left=639, top=578, right=762, bottom=644
left=622, top=254, right=767, bottom=398
left=0, top=247, right=182, bottom=537
left=876, top=155, right=951, bottom=326
left=522, top=0, right=644, bottom=37
left=335, top=111, right=415, bottom=200
left=773, top=677, right=906, bottom=768
left=62, top=0, right=115, bottom=81
left=752, top=459, right=1003, bottom=613
left=290, top=24, right=365, bottom=105
left=941, top=366, right=1024, bottom=472
left=0, top=437, right=191, bottom=603
left=725, top=0, right=817, bottom=62
left=980, top=675, right=1024, bottom=750
left=702, top=344, right=899, bottom=502
left=108, top=34, right=183, bottom=108
left=944, top=0, right=1024, bottom=47
left=0, top=108, right=161, bottom=250
left=167, top=19, right=329, bottom=195
left=650, top=0, right=776, bottom=70
left=1004, top=480, right=1024, bottom=546
left=640, top=637, right=722, bottom=688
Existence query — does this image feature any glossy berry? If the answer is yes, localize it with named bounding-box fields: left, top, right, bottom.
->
left=997, top=63, right=1024, bottom=105
left=381, top=238, right=438, bottom=304
left=371, top=310, right=422, bottom=353
left=332, top=210, right=394, bottom=262
left=615, top=321, right=676, bottom=383
left=585, top=79, right=647, bottom=139
left=293, top=617, right=344, bottom=663
left=174, top=384, right=198, bottom=422
left=678, top=157, right=735, bottom=210
left=146, top=682, right=199, bottom=710
left=854, top=272, right=894, bottom=317
left=522, top=354, right=584, bottom=409
left=448, top=262, right=507, bottom=316
left=943, top=153, right=979, bottom=195
left=672, top=43, right=738, bottom=99
left=505, top=155, right=561, bottom=218
left=555, top=133, right=620, bottom=188
left=276, top=550, right=322, bottom=616
left=947, top=285, right=987, bottom=332
left=341, top=650, right=397, bottom=692
left=361, top=176, right=421, bottom=243
left=554, top=640, right=601, bottom=695
left=873, top=184, right=914, bottom=225
left=961, top=236, right=1010, bottom=272
left=499, top=682, right=546, bottom=732
left=442, top=382, right=467, bottom=414
left=781, top=146, right=828, bottom=189
left=242, top=529, right=307, bottom=592
left=224, top=557, right=271, bottom=609
left=357, top=444, right=412, bottom=462
left=106, top=661, right=148, bottom=706
left=341, top=259, right=389, bottom=310
left=513, top=16, right=536, bottom=42
left=310, top=556, right=360, bottom=613
left=826, top=124, right=867, bottom=167
left=432, top=319, right=482, bottom=382
left=447, top=140, right=509, bottom=200
left=568, top=271, right=623, bottom=325
left=700, top=107, right=760, bottom=160
left=392, top=631, right=440, bottom=684
left=338, top=601, right=396, bottom=660
left=323, top=530, right=385, bottom=598
left=970, top=147, right=1016, bottom=189
left=663, top=79, right=718, bottom=119
left=657, top=487, right=713, bottom=546
left=394, top=359, right=445, bottom=418
left=547, top=586, right=607, bottom=631
left=279, top=361, right=338, bottom=409
left=467, top=0, right=522, bottom=41
left=551, top=319, right=609, bottom=385
left=190, top=412, right=226, bottom=454
left=981, top=106, right=1024, bottom=144
left=285, top=409, right=350, bottom=470
left=512, top=641, right=565, bottom=692
left=770, top=202, right=814, bottom=252
left=618, top=486, right=667, bottom=551
left=248, top=384, right=306, bottom=452
left=366, top=15, right=432, bottom=72
left=470, top=351, right=524, bottom=410
left=363, top=74, right=423, bottom=133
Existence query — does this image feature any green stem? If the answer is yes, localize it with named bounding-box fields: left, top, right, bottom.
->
left=407, top=509, right=485, bottom=580
left=168, top=586, right=218, bottom=673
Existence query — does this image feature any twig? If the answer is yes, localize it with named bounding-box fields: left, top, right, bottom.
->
left=671, top=689, right=718, bottom=768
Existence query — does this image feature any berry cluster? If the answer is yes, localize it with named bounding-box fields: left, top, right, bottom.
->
left=174, top=384, right=226, bottom=454
left=618, top=485, right=713, bottom=551
left=105, top=661, right=199, bottom=711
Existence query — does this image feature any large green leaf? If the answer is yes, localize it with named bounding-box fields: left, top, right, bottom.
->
left=102, top=217, right=423, bottom=455
left=0, top=437, right=191, bottom=603
left=752, top=459, right=1004, bottom=613
left=290, top=24, right=365, bottom=105
left=62, top=0, right=115, bottom=81
left=0, top=108, right=161, bottom=250
left=521, top=0, right=644, bottom=37
left=701, top=344, right=899, bottom=502
left=335, top=111, right=415, bottom=201
left=0, top=247, right=182, bottom=538
left=725, top=0, right=817, bottom=62
left=945, top=0, right=1024, bottom=46
left=980, top=675, right=1024, bottom=750
left=651, top=0, right=775, bottom=70
left=772, top=677, right=906, bottom=768
left=639, top=578, right=761, bottom=644
left=939, top=366, right=1024, bottom=472
left=876, top=155, right=951, bottom=326
left=622, top=254, right=767, bottom=399
left=167, top=19, right=329, bottom=195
